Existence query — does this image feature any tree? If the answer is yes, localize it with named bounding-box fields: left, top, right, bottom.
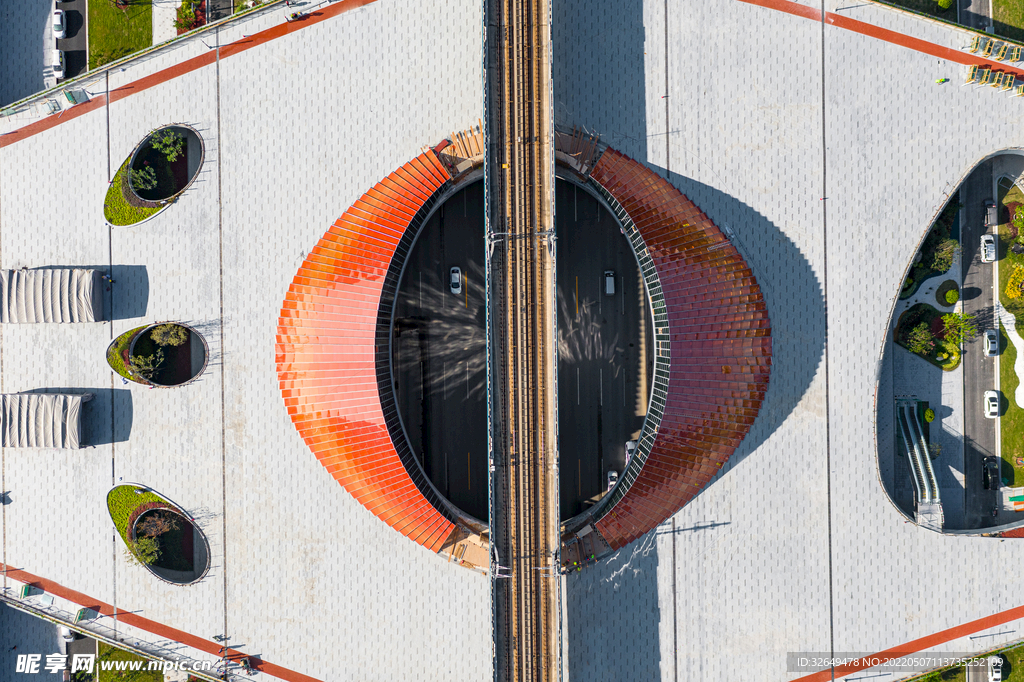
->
left=136, top=511, right=179, bottom=538
left=126, top=536, right=160, bottom=565
left=941, top=312, right=978, bottom=347
left=906, top=322, right=935, bottom=354
left=150, top=130, right=185, bottom=163
left=150, top=323, right=188, bottom=347
left=129, top=166, right=157, bottom=192
left=130, top=349, right=165, bottom=380
left=930, top=238, right=960, bottom=273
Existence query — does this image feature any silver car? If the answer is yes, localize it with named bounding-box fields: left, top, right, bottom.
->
left=606, top=470, right=618, bottom=491
left=985, top=329, right=998, bottom=357
left=981, top=234, right=996, bottom=263
left=52, top=10, right=66, bottom=40
left=984, top=390, right=999, bottom=419
left=449, top=266, right=462, bottom=295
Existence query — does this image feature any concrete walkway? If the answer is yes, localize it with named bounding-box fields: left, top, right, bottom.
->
left=995, top=301, right=1024, bottom=407
left=153, top=0, right=180, bottom=45
left=891, top=267, right=960, bottom=330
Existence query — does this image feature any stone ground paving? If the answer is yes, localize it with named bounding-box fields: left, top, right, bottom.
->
left=3, top=0, right=1024, bottom=681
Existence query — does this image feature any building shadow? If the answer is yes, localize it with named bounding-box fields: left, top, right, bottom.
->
left=564, top=533, right=661, bottom=681
left=0, top=0, right=51, bottom=107
left=21, top=388, right=132, bottom=445
left=109, top=264, right=149, bottom=321
left=659, top=168, right=826, bottom=471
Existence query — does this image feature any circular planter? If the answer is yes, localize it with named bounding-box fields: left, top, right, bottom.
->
left=127, top=322, right=209, bottom=387
left=127, top=125, right=205, bottom=203
left=106, top=484, right=211, bottom=586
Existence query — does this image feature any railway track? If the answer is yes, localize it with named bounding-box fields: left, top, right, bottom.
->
left=486, top=0, right=559, bottom=680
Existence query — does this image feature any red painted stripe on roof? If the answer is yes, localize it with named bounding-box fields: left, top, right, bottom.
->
left=0, top=565, right=322, bottom=682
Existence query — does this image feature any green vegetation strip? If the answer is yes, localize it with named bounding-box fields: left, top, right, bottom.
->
left=993, top=0, right=1024, bottom=44
left=997, top=183, right=1024, bottom=485
left=104, top=161, right=164, bottom=226
left=88, top=0, right=153, bottom=70
left=107, top=485, right=171, bottom=546
left=96, top=642, right=163, bottom=682
left=106, top=325, right=147, bottom=383
left=999, top=323, right=1024, bottom=486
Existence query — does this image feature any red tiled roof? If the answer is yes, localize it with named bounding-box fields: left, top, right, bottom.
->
left=276, top=151, right=455, bottom=553
left=590, top=149, right=772, bottom=549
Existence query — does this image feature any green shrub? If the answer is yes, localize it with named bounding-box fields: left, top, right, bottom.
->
left=907, top=322, right=935, bottom=354
left=937, top=0, right=953, bottom=9
left=150, top=130, right=185, bottom=163
left=130, top=166, right=157, bottom=192
left=924, top=408, right=935, bottom=422
left=130, top=349, right=165, bottom=380
left=150, top=323, right=188, bottom=347
left=126, top=536, right=160, bottom=565
left=945, top=288, right=959, bottom=305
left=103, top=160, right=164, bottom=226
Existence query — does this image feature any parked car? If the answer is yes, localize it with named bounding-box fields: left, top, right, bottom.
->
left=984, top=457, right=999, bottom=490
left=988, top=655, right=1003, bottom=682
left=51, top=49, right=65, bottom=79
left=606, top=470, right=618, bottom=491
left=981, top=234, right=996, bottom=263
left=58, top=626, right=75, bottom=642
left=52, top=10, right=65, bottom=40
left=985, top=199, right=998, bottom=228
left=985, top=329, right=998, bottom=357
left=984, top=390, right=1000, bottom=419
left=604, top=270, right=615, bottom=296
left=449, top=266, right=462, bottom=295
left=624, top=440, right=637, bottom=465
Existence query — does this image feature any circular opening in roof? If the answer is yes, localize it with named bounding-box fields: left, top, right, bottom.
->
left=391, top=178, right=653, bottom=524
left=127, top=322, right=208, bottom=387
left=127, top=125, right=204, bottom=203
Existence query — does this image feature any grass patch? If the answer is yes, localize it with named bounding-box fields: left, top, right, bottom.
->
left=998, top=323, right=1024, bottom=485
left=96, top=642, right=163, bottom=682
left=993, top=0, right=1024, bottom=44
left=88, top=0, right=153, bottom=70
left=106, top=326, right=147, bottom=383
left=872, top=0, right=957, bottom=24
left=104, top=160, right=165, bottom=226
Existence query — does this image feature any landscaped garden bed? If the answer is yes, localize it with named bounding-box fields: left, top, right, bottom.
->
left=104, top=126, right=204, bottom=226
left=107, top=484, right=209, bottom=584
left=96, top=642, right=163, bottom=682
left=106, top=322, right=207, bottom=387
left=103, top=160, right=166, bottom=226
left=894, top=303, right=968, bottom=371
left=996, top=181, right=1024, bottom=486
left=900, top=198, right=961, bottom=300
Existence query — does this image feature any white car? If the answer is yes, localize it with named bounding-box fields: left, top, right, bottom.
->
left=981, top=233, right=996, bottom=263
left=449, top=266, right=462, bottom=295
left=984, top=390, right=1000, bottom=419
left=58, top=626, right=75, bottom=642
left=624, top=440, right=636, bottom=465
left=988, top=655, right=1002, bottom=682
left=606, top=470, right=618, bottom=491
left=52, top=10, right=66, bottom=40
left=985, top=329, right=998, bottom=357
left=52, top=49, right=65, bottom=79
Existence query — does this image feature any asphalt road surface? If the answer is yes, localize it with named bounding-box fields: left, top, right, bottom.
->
left=55, top=0, right=87, bottom=80
left=961, top=160, right=999, bottom=528
left=393, top=181, right=488, bottom=521
left=555, top=179, right=650, bottom=521
left=392, top=178, right=651, bottom=523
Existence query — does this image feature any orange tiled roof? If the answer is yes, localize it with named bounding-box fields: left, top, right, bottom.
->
left=276, top=151, right=456, bottom=553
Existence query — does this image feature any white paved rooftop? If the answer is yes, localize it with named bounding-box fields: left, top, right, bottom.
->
left=2, top=0, right=1024, bottom=680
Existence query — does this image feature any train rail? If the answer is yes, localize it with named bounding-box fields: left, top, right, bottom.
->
left=485, top=0, right=559, bottom=680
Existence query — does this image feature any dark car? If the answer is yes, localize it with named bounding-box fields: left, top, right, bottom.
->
left=984, top=457, right=999, bottom=490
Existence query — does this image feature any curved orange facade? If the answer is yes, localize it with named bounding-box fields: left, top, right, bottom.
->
left=589, top=149, right=772, bottom=550
left=276, top=151, right=456, bottom=552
